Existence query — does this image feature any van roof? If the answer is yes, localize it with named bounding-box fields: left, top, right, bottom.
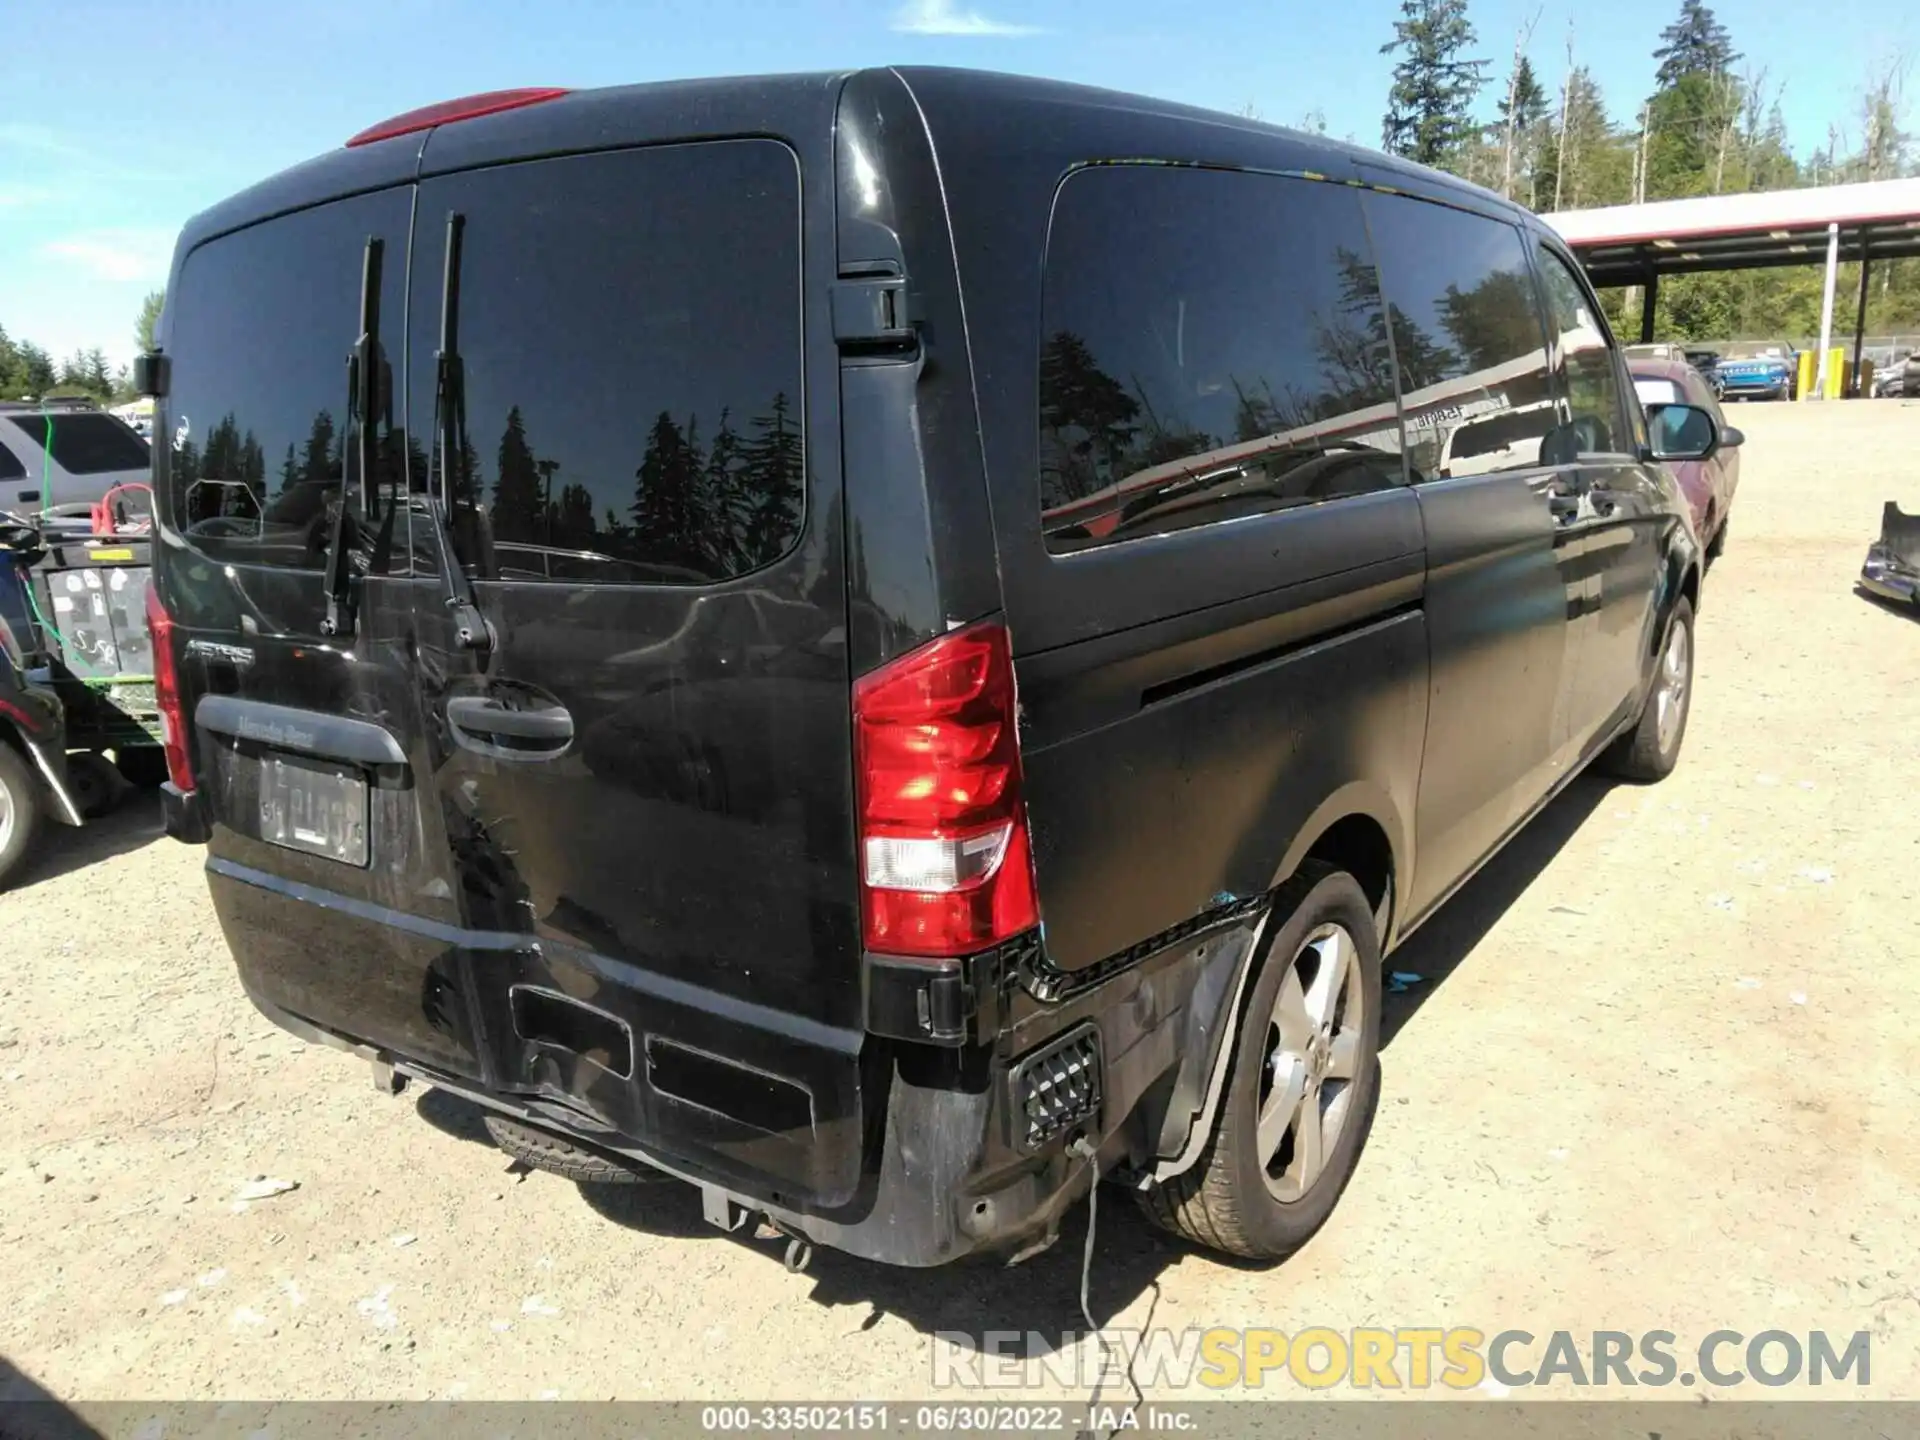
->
left=170, top=67, right=1529, bottom=278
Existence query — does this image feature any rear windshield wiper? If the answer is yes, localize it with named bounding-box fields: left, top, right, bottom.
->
left=320, top=237, right=386, bottom=640
left=424, top=211, right=495, bottom=654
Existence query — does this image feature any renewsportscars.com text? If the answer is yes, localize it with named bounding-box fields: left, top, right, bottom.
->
left=932, top=1328, right=1871, bottom=1391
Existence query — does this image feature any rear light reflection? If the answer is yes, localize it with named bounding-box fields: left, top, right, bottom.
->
left=852, top=622, right=1039, bottom=958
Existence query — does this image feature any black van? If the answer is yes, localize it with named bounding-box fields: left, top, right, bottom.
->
left=148, top=69, right=1727, bottom=1267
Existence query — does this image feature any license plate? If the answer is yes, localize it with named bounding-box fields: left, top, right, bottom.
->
left=259, top=755, right=369, bottom=866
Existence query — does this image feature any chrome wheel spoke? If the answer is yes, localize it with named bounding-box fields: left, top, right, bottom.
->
left=1273, top=967, right=1314, bottom=1052
left=1303, top=929, right=1351, bottom=1032
left=1289, top=1082, right=1326, bottom=1191
left=1258, top=1055, right=1308, bottom=1167
left=1326, top=1027, right=1359, bottom=1081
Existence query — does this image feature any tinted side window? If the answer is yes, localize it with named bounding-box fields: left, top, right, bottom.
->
left=0, top=441, right=23, bottom=482
left=1363, top=194, right=1556, bottom=482
left=1536, top=246, right=1630, bottom=456
left=165, top=189, right=412, bottom=570
left=6, top=414, right=151, bottom=475
left=429, top=140, right=805, bottom=587
left=1038, top=166, right=1401, bottom=554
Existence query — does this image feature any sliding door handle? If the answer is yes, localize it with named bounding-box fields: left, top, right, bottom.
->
left=445, top=695, right=573, bottom=760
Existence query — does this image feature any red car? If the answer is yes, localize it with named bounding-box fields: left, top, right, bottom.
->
left=1631, top=356, right=1742, bottom=561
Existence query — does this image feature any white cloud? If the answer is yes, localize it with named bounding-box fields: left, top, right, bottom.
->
left=39, top=230, right=175, bottom=284
left=891, top=0, right=1041, bottom=36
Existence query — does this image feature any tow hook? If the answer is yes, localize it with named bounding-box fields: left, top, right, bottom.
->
left=783, top=1235, right=814, bottom=1274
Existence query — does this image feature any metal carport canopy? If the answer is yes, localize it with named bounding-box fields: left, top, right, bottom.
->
left=1542, top=178, right=1920, bottom=390
left=1543, top=178, right=1920, bottom=285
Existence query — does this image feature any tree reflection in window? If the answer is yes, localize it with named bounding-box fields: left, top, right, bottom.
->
left=1038, top=167, right=1407, bottom=553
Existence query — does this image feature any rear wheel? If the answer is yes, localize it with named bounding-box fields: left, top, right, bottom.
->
left=0, top=744, right=45, bottom=890
left=1601, top=596, right=1694, bottom=783
left=63, top=753, right=125, bottom=819
left=1139, top=865, right=1382, bottom=1261
left=482, top=1113, right=655, bottom=1185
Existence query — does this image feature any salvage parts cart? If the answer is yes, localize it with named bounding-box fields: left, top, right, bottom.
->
left=0, top=490, right=165, bottom=887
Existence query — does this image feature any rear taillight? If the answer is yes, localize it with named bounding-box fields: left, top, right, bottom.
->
left=853, top=621, right=1039, bottom=958
left=145, top=586, right=193, bottom=792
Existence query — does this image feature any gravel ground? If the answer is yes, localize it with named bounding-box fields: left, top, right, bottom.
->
left=2, top=400, right=1917, bottom=1405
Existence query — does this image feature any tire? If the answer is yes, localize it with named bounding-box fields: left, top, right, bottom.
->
left=0, top=743, right=45, bottom=891
left=1600, top=595, right=1694, bottom=783
left=114, top=746, right=169, bottom=789
left=482, top=1113, right=654, bottom=1185
left=63, top=752, right=125, bottom=819
left=1139, top=864, right=1383, bottom=1261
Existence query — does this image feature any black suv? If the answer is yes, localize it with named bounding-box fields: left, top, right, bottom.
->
left=148, top=69, right=1722, bottom=1267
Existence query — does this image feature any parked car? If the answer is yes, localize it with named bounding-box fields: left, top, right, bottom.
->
left=148, top=70, right=1715, bottom=1269
left=1900, top=352, right=1920, bottom=398
left=0, top=398, right=152, bottom=516
left=1630, top=357, right=1742, bottom=561
left=1716, top=342, right=1798, bottom=401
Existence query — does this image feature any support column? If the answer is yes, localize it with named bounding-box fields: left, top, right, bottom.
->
left=1815, top=221, right=1841, bottom=399
left=1640, top=266, right=1659, bottom=344
left=1852, top=235, right=1873, bottom=398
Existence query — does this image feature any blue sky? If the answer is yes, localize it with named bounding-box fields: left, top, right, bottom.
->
left=1, top=0, right=1907, bottom=368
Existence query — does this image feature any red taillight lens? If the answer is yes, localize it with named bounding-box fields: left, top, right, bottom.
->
left=853, top=622, right=1039, bottom=958
left=345, top=87, right=570, bottom=148
left=145, top=586, right=194, bottom=792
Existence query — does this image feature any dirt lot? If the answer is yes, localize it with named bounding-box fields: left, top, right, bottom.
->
left=2, top=400, right=1917, bottom=1405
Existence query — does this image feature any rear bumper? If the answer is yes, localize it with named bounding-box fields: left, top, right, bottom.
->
left=207, top=857, right=1206, bottom=1267
left=162, top=782, right=210, bottom=843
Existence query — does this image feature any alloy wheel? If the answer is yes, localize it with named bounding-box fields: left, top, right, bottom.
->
left=1256, top=923, right=1366, bottom=1203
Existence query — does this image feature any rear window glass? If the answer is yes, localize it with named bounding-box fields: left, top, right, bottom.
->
left=1361, top=194, right=1557, bottom=481
left=164, top=186, right=413, bottom=570
left=5, top=413, right=150, bottom=476
left=422, top=139, right=805, bottom=586
left=1038, top=166, right=1402, bottom=555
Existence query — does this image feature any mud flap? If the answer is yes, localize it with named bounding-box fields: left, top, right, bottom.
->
left=22, top=735, right=85, bottom=827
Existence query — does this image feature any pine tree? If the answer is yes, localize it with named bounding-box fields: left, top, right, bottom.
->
left=1038, top=331, right=1141, bottom=508
left=136, top=290, right=165, bottom=353
left=279, top=444, right=299, bottom=493
left=630, top=410, right=706, bottom=571
left=1653, top=0, right=1738, bottom=87
left=737, top=393, right=803, bottom=567
left=300, top=411, right=337, bottom=489
left=15, top=343, right=56, bottom=396
left=84, top=348, right=113, bottom=396
left=1381, top=0, right=1489, bottom=168
left=491, top=406, right=544, bottom=545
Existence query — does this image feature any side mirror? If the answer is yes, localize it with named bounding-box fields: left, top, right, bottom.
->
left=1720, top=425, right=1745, bottom=449
left=1645, top=402, right=1721, bottom=462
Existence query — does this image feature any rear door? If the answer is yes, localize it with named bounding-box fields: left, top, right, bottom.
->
left=402, top=140, right=867, bottom=1201
left=157, top=186, right=451, bottom=1059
